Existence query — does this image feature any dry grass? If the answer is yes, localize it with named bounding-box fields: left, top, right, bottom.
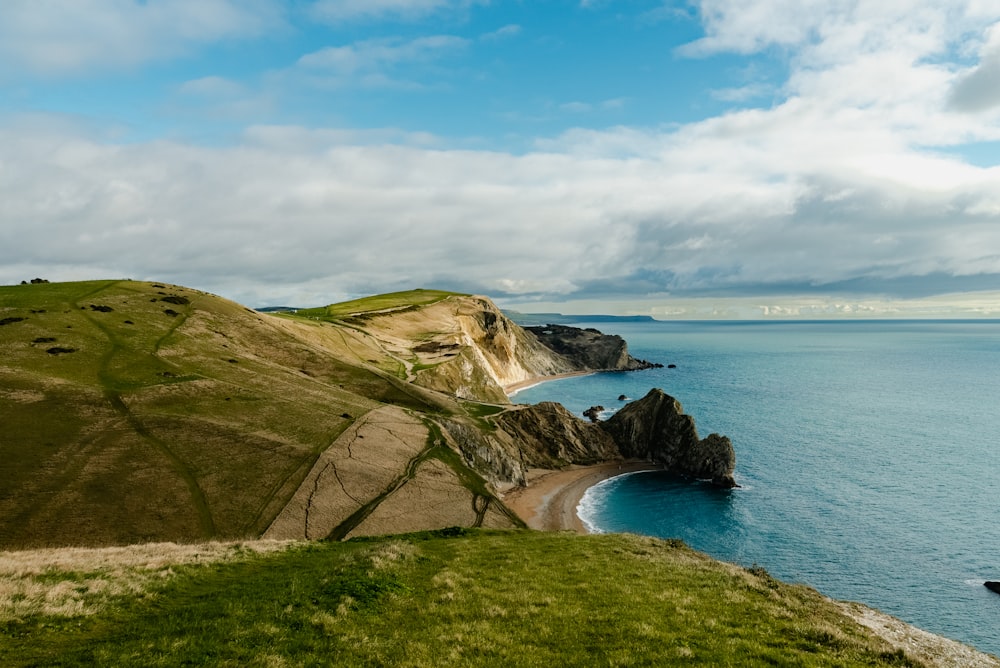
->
left=0, top=539, right=297, bottom=622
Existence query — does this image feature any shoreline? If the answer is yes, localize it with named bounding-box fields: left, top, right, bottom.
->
left=504, top=370, right=596, bottom=397
left=500, top=461, right=664, bottom=533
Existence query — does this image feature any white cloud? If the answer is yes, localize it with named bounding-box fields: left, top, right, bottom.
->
left=710, top=83, right=773, bottom=102
left=178, top=76, right=247, bottom=98
left=308, top=0, right=483, bottom=23
left=557, top=98, right=627, bottom=114
left=0, top=0, right=282, bottom=77
left=4, top=108, right=1000, bottom=307
left=481, top=24, right=522, bottom=42
left=298, top=35, right=469, bottom=73
left=292, top=35, right=469, bottom=89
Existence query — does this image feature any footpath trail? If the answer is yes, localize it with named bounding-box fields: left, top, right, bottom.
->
left=73, top=282, right=217, bottom=538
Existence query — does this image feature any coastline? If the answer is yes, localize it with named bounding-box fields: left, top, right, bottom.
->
left=500, top=461, right=664, bottom=533
left=504, top=370, right=596, bottom=397
left=500, top=465, right=1000, bottom=667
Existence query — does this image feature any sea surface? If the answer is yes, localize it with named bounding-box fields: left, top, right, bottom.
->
left=513, top=320, right=1000, bottom=656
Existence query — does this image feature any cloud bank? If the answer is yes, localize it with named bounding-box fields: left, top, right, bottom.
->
left=2, top=1, right=1000, bottom=315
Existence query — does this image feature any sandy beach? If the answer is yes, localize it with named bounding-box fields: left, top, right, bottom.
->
left=501, top=461, right=664, bottom=533
left=503, top=371, right=596, bottom=397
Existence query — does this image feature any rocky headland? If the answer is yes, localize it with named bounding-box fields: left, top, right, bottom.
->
left=460, top=389, right=737, bottom=490
left=524, top=323, right=662, bottom=371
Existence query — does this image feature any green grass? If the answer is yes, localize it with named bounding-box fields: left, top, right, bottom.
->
left=1, top=279, right=521, bottom=550
left=295, top=288, right=464, bottom=322
left=0, top=531, right=920, bottom=667
left=0, top=281, right=476, bottom=548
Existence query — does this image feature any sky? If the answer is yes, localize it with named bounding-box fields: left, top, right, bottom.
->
left=3, top=1, right=1000, bottom=318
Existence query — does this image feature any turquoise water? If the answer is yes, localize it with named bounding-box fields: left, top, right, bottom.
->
left=513, top=320, right=1000, bottom=655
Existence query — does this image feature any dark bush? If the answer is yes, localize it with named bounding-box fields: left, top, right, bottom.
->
left=160, top=295, right=190, bottom=305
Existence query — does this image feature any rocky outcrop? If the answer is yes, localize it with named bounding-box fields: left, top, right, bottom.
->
left=524, top=324, right=662, bottom=371
left=600, top=389, right=737, bottom=488
left=447, top=388, right=736, bottom=490
left=493, top=402, right=620, bottom=468
left=442, top=401, right=623, bottom=488
left=328, top=294, right=735, bottom=489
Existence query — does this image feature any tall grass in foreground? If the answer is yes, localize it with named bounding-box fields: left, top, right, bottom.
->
left=1, top=530, right=921, bottom=667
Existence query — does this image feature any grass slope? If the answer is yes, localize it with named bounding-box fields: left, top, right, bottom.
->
left=0, top=530, right=926, bottom=667
left=295, top=289, right=464, bottom=322
left=0, top=281, right=503, bottom=548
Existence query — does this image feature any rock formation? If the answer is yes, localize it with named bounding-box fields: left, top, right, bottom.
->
left=524, top=324, right=662, bottom=371
left=446, top=388, right=737, bottom=490
left=600, top=389, right=737, bottom=488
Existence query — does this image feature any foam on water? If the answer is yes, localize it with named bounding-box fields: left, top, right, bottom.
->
left=576, top=471, right=645, bottom=534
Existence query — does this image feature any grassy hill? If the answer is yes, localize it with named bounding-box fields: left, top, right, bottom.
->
left=0, top=529, right=949, bottom=667
left=0, top=280, right=517, bottom=548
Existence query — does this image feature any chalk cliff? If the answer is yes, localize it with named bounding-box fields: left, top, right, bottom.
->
left=354, top=297, right=739, bottom=489
left=355, top=296, right=578, bottom=403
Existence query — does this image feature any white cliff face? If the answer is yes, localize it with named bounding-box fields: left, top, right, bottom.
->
left=453, top=297, right=575, bottom=389
left=358, top=295, right=575, bottom=402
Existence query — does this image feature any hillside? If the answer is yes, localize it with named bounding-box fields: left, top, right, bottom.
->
left=3, top=281, right=665, bottom=549
left=0, top=282, right=530, bottom=547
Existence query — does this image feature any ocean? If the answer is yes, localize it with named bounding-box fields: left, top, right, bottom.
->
left=512, top=319, right=1000, bottom=656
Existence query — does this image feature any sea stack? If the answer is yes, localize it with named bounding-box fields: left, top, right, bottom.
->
left=600, top=389, right=738, bottom=488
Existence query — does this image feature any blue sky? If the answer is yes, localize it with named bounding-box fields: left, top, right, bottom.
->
left=3, top=1, right=1000, bottom=317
